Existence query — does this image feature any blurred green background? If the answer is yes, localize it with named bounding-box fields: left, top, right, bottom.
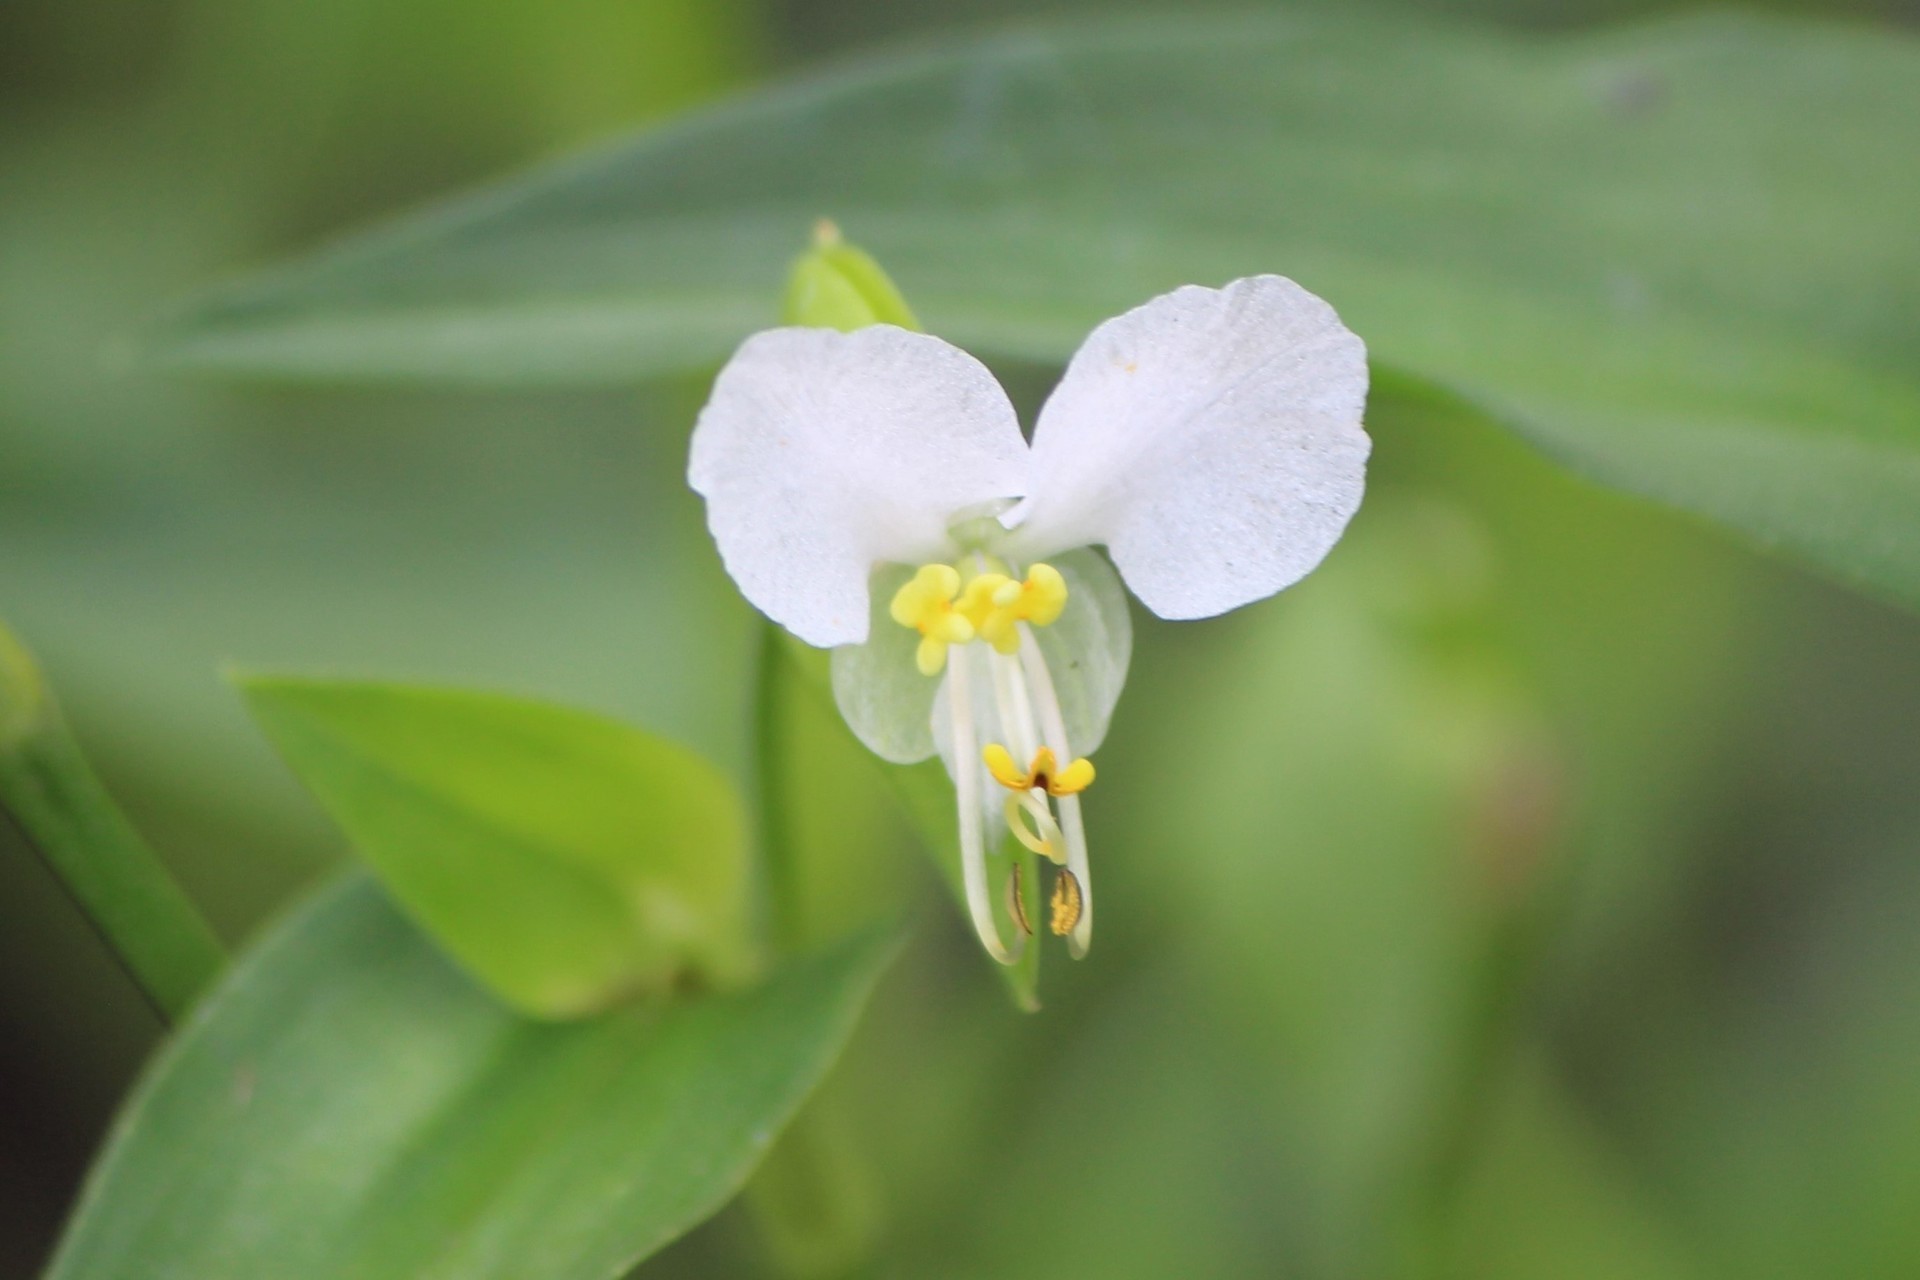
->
left=4, top=0, right=1919, bottom=1276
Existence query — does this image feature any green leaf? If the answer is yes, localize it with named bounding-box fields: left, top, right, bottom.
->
left=0, top=622, right=225, bottom=1020
left=44, top=873, right=893, bottom=1280
left=158, top=12, right=1920, bottom=610
left=236, top=676, right=754, bottom=1017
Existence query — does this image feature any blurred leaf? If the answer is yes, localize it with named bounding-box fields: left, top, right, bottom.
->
left=157, top=12, right=1920, bottom=609
left=883, top=964, right=1286, bottom=1280
left=44, top=874, right=893, bottom=1280
left=1445, top=1054, right=1695, bottom=1280
left=0, top=622, right=225, bottom=1020
left=236, top=676, right=754, bottom=1017
left=1573, top=824, right=1920, bottom=1279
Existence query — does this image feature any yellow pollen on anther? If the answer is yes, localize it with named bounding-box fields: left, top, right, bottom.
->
left=890, top=564, right=975, bottom=676
left=959, top=563, right=1068, bottom=653
left=1049, top=868, right=1084, bottom=936
left=982, top=743, right=1095, bottom=797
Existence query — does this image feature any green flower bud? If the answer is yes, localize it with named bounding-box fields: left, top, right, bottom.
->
left=781, top=220, right=921, bottom=332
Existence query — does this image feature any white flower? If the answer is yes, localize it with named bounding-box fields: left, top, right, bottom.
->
left=690, top=275, right=1369, bottom=963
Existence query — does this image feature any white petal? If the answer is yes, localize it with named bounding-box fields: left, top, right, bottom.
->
left=1006, top=276, right=1369, bottom=620
left=689, top=325, right=1028, bottom=647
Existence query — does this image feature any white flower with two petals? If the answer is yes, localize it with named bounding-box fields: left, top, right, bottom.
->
left=690, top=275, right=1369, bottom=962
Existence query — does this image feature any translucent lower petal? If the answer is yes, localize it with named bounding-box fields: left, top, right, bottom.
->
left=831, top=564, right=941, bottom=763
left=1025, top=548, right=1132, bottom=757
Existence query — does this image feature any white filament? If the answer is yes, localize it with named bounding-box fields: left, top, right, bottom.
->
left=1017, top=623, right=1093, bottom=957
left=946, top=652, right=1018, bottom=964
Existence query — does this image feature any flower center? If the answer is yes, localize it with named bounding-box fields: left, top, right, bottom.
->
left=891, top=558, right=1096, bottom=962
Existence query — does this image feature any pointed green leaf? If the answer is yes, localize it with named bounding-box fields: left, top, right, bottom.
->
left=45, top=874, right=893, bottom=1280
left=236, top=676, right=753, bottom=1017
left=159, top=13, right=1920, bottom=611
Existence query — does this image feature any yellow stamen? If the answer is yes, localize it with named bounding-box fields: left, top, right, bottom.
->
left=958, top=563, right=1069, bottom=653
left=980, top=743, right=1095, bottom=797
left=1049, top=868, right=1083, bottom=936
left=890, top=564, right=975, bottom=676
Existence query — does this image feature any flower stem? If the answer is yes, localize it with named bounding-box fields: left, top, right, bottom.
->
left=0, top=623, right=226, bottom=1023
left=744, top=621, right=880, bottom=1278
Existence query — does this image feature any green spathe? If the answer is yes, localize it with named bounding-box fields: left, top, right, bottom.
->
left=783, top=220, right=922, bottom=332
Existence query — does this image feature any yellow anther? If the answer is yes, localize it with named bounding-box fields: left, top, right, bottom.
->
left=1048, top=755, right=1096, bottom=795
left=1020, top=563, right=1069, bottom=627
left=889, top=563, right=962, bottom=628
left=890, top=564, right=974, bottom=676
left=958, top=563, right=1069, bottom=654
left=983, top=742, right=1026, bottom=791
left=1049, top=868, right=1084, bottom=936
left=981, top=743, right=1096, bottom=798
left=957, top=572, right=1014, bottom=630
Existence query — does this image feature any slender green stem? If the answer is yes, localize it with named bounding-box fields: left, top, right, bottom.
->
left=0, top=624, right=226, bottom=1022
left=744, top=623, right=882, bottom=1279
left=1400, top=854, right=1566, bottom=1279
